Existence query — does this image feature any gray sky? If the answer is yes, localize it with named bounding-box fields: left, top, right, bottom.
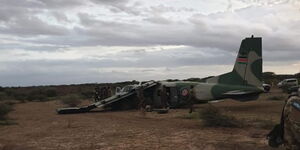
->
left=1, top=0, right=300, bottom=86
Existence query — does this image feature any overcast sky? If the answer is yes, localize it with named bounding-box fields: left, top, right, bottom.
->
left=0, top=0, right=300, bottom=86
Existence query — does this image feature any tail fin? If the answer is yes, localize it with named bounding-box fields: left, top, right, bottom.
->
left=207, top=35, right=262, bottom=87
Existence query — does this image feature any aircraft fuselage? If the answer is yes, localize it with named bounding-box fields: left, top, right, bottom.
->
left=147, top=81, right=263, bottom=108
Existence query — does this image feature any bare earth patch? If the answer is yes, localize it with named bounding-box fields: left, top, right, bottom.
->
left=0, top=89, right=286, bottom=150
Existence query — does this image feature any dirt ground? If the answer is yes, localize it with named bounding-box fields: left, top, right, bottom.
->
left=0, top=88, right=288, bottom=150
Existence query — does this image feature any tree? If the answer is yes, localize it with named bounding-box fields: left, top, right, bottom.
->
left=263, top=72, right=276, bottom=78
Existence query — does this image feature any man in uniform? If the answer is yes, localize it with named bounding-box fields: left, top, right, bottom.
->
left=136, top=86, right=145, bottom=111
left=107, top=86, right=112, bottom=97
left=283, top=87, right=300, bottom=150
left=102, top=86, right=108, bottom=99
left=94, top=86, right=101, bottom=102
left=160, top=85, right=168, bottom=108
left=268, top=87, right=300, bottom=149
left=188, top=85, right=195, bottom=113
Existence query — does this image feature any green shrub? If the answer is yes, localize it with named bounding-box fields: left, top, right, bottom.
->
left=60, top=95, right=82, bottom=107
left=199, top=104, right=241, bottom=128
left=0, top=92, right=7, bottom=101
left=45, top=89, right=57, bottom=97
left=25, top=89, right=49, bottom=101
left=0, top=103, right=13, bottom=120
left=26, top=93, right=47, bottom=101
left=13, top=93, right=27, bottom=101
left=81, top=91, right=94, bottom=99
left=4, top=89, right=13, bottom=97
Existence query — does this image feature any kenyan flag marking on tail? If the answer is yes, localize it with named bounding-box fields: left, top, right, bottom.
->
left=237, top=56, right=248, bottom=64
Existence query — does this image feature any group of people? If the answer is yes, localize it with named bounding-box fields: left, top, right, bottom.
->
left=94, top=86, right=112, bottom=102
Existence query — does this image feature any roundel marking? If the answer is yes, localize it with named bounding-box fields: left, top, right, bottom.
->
left=181, top=88, right=189, bottom=96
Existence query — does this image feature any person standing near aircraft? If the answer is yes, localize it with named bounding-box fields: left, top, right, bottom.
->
left=136, top=86, right=146, bottom=114
left=94, top=86, right=101, bottom=102
left=107, top=86, right=112, bottom=97
left=160, top=85, right=170, bottom=109
left=283, top=89, right=300, bottom=149
left=268, top=88, right=300, bottom=149
left=102, top=86, right=108, bottom=99
left=188, top=85, right=195, bottom=113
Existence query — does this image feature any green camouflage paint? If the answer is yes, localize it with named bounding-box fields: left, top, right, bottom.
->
left=158, top=36, right=264, bottom=104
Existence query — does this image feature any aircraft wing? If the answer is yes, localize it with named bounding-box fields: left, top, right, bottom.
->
left=57, top=81, right=158, bottom=114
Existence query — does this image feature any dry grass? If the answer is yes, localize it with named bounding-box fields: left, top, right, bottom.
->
left=0, top=89, right=286, bottom=150
left=267, top=95, right=286, bottom=101
left=183, top=104, right=243, bottom=128
left=199, top=104, right=242, bottom=128
left=250, top=118, right=277, bottom=129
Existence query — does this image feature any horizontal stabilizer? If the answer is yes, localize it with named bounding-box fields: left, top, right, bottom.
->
left=223, top=90, right=256, bottom=96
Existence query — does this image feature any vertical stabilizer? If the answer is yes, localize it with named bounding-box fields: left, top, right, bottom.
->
left=206, top=36, right=262, bottom=87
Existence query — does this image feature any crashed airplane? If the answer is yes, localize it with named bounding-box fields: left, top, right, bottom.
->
left=57, top=35, right=264, bottom=114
